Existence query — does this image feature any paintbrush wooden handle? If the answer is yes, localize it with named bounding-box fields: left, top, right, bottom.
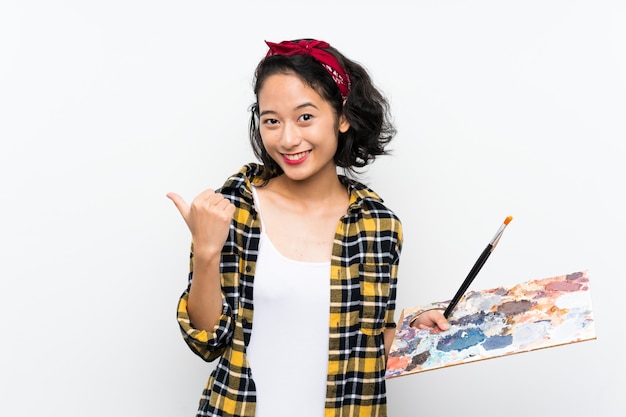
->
left=443, top=244, right=493, bottom=318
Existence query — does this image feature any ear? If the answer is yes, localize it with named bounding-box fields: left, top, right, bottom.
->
left=338, top=113, right=350, bottom=133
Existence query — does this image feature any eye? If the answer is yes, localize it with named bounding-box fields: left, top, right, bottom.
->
left=262, top=118, right=279, bottom=126
left=298, top=113, right=313, bottom=122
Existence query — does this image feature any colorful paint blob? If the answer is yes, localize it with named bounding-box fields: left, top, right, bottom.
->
left=385, top=271, right=597, bottom=379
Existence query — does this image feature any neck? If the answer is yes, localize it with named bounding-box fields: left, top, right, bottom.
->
left=267, top=171, right=348, bottom=207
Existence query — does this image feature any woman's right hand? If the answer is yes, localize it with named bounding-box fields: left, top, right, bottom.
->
left=167, top=189, right=236, bottom=331
left=166, top=189, right=236, bottom=259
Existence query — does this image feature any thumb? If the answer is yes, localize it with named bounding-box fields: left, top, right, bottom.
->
left=166, top=192, right=190, bottom=222
left=436, top=316, right=450, bottom=331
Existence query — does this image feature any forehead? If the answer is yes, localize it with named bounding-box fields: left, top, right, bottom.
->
left=257, top=73, right=326, bottom=108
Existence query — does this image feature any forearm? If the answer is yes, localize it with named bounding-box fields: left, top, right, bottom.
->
left=187, top=253, right=224, bottom=332
left=384, top=327, right=395, bottom=359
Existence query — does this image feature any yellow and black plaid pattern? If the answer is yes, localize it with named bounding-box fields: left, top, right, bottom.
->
left=177, top=163, right=402, bottom=417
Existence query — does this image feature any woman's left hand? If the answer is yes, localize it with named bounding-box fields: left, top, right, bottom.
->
left=410, top=309, right=450, bottom=331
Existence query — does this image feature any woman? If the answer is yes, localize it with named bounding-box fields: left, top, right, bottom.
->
left=167, top=39, right=449, bottom=417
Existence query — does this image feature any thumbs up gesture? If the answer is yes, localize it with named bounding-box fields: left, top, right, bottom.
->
left=166, top=189, right=236, bottom=259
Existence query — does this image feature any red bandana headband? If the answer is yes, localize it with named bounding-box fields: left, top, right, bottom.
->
left=264, top=40, right=351, bottom=99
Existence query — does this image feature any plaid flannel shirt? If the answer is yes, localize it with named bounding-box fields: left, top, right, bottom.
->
left=177, top=163, right=402, bottom=417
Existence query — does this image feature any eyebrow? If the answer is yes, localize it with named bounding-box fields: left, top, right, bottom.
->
left=259, top=102, right=319, bottom=117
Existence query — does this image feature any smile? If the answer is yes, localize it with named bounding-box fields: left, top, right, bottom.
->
left=282, top=151, right=311, bottom=165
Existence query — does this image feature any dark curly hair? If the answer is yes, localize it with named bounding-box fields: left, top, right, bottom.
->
left=248, top=40, right=396, bottom=181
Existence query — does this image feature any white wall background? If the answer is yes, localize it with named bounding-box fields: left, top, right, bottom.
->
left=1, top=1, right=624, bottom=416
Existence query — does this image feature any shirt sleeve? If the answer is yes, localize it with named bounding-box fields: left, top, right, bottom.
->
left=384, top=265, right=399, bottom=329
left=384, top=219, right=403, bottom=329
left=176, top=290, right=235, bottom=362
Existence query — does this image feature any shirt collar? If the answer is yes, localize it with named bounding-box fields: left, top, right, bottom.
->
left=221, top=163, right=383, bottom=207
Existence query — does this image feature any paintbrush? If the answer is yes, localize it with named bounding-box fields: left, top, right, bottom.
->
left=443, top=216, right=513, bottom=319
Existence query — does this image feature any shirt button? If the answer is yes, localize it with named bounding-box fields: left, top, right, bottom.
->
left=245, top=265, right=251, bottom=272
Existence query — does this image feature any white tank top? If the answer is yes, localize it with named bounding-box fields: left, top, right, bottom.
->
left=247, top=186, right=331, bottom=416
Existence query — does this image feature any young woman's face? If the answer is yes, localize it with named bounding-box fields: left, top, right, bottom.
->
left=257, top=73, right=349, bottom=182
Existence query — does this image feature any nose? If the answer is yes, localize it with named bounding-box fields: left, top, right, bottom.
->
left=279, top=121, right=302, bottom=149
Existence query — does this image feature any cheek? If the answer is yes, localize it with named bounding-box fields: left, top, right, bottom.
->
left=259, top=128, right=279, bottom=149
left=320, top=123, right=340, bottom=147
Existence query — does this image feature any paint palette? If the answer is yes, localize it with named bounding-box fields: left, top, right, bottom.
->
left=386, top=270, right=597, bottom=378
